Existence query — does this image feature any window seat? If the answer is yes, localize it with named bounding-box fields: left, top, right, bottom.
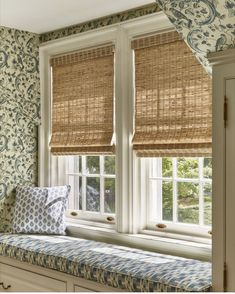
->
left=0, top=233, right=211, bottom=292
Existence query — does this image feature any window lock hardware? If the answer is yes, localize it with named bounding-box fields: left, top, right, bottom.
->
left=156, top=223, right=167, bottom=229
left=0, top=282, right=11, bottom=290
left=106, top=216, right=115, bottom=222
left=208, top=230, right=212, bottom=236
left=70, top=211, right=78, bottom=217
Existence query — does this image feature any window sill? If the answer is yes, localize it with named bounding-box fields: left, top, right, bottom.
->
left=140, top=228, right=212, bottom=245
left=66, top=221, right=211, bottom=262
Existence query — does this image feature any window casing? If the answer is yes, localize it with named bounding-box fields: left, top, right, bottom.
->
left=40, top=13, right=212, bottom=247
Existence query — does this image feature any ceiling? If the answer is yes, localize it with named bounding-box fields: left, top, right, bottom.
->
left=0, top=0, right=155, bottom=34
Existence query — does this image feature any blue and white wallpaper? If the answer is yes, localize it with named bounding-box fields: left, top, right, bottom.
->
left=0, top=27, right=40, bottom=232
left=156, top=0, right=235, bottom=74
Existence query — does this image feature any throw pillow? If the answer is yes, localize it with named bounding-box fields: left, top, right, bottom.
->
left=12, top=185, right=70, bottom=235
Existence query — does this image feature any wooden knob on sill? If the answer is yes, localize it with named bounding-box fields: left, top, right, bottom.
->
left=70, top=211, right=78, bottom=217
left=106, top=216, right=115, bottom=222
left=156, top=223, right=167, bottom=229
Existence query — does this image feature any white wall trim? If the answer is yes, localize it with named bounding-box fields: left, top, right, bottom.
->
left=207, top=49, right=235, bottom=291
left=208, top=48, right=235, bottom=66
left=39, top=12, right=169, bottom=48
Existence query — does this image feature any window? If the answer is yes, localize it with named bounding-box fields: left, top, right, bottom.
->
left=132, top=26, right=212, bottom=238
left=40, top=14, right=212, bottom=249
left=66, top=155, right=116, bottom=223
left=146, top=157, right=212, bottom=235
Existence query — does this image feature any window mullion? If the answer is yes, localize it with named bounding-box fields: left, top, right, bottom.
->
left=73, top=175, right=79, bottom=210
left=67, top=157, right=74, bottom=210
left=156, top=158, right=162, bottom=221
left=173, top=158, right=178, bottom=223
left=115, top=27, right=132, bottom=233
left=100, top=156, right=105, bottom=215
left=82, top=156, right=86, bottom=212
left=199, top=157, right=204, bottom=226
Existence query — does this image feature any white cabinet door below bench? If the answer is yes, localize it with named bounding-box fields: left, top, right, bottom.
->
left=0, top=263, right=67, bottom=292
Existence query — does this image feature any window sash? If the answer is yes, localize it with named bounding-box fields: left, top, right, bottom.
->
left=146, top=158, right=212, bottom=236
left=66, top=156, right=116, bottom=222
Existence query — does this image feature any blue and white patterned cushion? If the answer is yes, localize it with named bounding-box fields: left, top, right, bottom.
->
left=12, top=186, right=70, bottom=235
left=0, top=233, right=212, bottom=292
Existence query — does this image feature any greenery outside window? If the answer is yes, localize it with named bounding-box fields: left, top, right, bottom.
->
left=146, top=157, right=212, bottom=236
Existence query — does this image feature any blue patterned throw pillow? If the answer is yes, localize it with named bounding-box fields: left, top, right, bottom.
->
left=12, top=186, right=70, bottom=235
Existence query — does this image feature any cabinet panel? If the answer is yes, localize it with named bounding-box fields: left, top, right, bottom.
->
left=225, top=78, right=235, bottom=291
left=73, top=279, right=126, bottom=292
left=74, top=285, right=94, bottom=292
left=0, top=263, right=67, bottom=292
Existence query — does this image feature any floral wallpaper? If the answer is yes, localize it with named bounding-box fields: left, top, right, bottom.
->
left=40, top=3, right=160, bottom=43
left=156, top=0, right=235, bottom=75
left=0, top=26, right=40, bottom=232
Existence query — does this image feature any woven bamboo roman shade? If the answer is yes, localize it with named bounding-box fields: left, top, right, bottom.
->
left=132, top=31, right=212, bottom=157
left=50, top=45, right=115, bottom=155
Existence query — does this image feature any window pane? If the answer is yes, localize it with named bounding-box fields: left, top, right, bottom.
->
left=177, top=182, right=199, bottom=224
left=203, top=158, right=212, bottom=179
left=177, top=158, right=199, bottom=179
left=162, top=158, right=172, bottom=178
left=86, top=177, right=100, bottom=212
left=162, top=181, right=173, bottom=221
left=104, top=178, right=115, bottom=213
left=104, top=156, right=115, bottom=175
left=86, top=156, right=100, bottom=174
left=204, top=182, right=212, bottom=226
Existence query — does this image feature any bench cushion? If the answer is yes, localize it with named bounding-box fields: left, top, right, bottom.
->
left=0, top=234, right=211, bottom=292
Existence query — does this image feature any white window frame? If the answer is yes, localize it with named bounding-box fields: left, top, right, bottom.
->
left=39, top=12, right=212, bottom=259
